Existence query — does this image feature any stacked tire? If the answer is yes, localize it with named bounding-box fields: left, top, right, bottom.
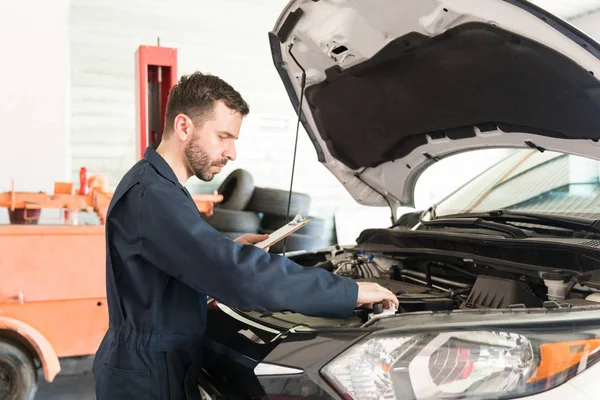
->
left=202, top=169, right=329, bottom=253
left=256, top=213, right=326, bottom=254
left=202, top=169, right=261, bottom=237
left=246, top=188, right=326, bottom=253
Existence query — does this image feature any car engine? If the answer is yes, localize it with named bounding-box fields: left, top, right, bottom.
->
left=228, top=232, right=600, bottom=331
left=316, top=247, right=600, bottom=324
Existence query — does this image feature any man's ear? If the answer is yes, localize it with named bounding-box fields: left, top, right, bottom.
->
left=173, top=114, right=193, bottom=142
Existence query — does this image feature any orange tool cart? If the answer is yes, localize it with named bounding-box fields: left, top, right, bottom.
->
left=0, top=44, right=220, bottom=398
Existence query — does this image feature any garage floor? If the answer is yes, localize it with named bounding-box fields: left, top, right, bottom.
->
left=35, top=357, right=95, bottom=400
left=36, top=373, right=95, bottom=400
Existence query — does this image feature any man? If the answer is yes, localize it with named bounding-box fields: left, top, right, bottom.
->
left=92, top=71, right=399, bottom=400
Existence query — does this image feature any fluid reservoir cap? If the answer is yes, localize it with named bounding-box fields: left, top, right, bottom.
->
left=368, top=253, right=374, bottom=261
left=359, top=249, right=366, bottom=255
left=541, top=269, right=576, bottom=282
left=373, top=303, right=384, bottom=314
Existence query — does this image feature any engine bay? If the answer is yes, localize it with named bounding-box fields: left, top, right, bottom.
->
left=225, top=230, right=600, bottom=332
left=251, top=229, right=600, bottom=326
left=335, top=247, right=600, bottom=323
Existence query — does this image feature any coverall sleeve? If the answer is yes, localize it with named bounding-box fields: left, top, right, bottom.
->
left=138, top=182, right=358, bottom=319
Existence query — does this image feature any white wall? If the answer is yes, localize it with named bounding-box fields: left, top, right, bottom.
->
left=69, top=0, right=355, bottom=220
left=0, top=0, right=70, bottom=193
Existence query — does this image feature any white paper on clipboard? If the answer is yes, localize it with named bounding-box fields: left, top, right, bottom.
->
left=254, top=214, right=311, bottom=250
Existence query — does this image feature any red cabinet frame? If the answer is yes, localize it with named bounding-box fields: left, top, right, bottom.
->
left=134, top=45, right=178, bottom=161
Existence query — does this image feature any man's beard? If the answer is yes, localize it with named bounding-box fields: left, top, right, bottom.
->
left=184, top=139, right=228, bottom=182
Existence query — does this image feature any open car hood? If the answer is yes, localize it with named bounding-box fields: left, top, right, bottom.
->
left=269, top=0, right=600, bottom=211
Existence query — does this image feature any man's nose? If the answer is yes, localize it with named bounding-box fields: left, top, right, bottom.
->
left=224, top=141, right=236, bottom=161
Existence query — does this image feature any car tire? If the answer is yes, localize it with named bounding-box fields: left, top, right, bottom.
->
left=215, top=169, right=255, bottom=211
left=0, top=340, right=38, bottom=400
left=246, top=188, right=311, bottom=218
left=261, top=215, right=326, bottom=237
left=264, top=232, right=326, bottom=254
left=202, top=209, right=260, bottom=233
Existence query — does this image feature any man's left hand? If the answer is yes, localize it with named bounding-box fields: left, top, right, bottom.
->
left=234, top=233, right=269, bottom=251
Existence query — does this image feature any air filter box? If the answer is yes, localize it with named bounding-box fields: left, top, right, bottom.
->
left=462, top=275, right=542, bottom=309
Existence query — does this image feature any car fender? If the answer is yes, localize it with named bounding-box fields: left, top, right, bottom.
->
left=0, top=316, right=61, bottom=382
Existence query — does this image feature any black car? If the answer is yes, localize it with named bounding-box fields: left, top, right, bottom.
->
left=199, top=0, right=600, bottom=399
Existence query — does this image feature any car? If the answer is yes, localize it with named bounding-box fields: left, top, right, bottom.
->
left=198, top=0, right=600, bottom=399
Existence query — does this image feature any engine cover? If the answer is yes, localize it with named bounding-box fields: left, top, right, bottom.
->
left=462, top=275, right=542, bottom=309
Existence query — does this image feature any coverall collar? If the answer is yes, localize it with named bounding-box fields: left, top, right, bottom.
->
left=144, top=146, right=182, bottom=187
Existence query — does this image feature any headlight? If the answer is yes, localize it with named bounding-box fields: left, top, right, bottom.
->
left=321, top=331, right=600, bottom=400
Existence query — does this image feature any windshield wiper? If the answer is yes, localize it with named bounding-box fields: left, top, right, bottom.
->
left=441, top=210, right=600, bottom=235
left=419, top=215, right=529, bottom=239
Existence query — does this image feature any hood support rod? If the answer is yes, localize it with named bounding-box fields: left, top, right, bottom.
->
left=282, top=40, right=306, bottom=256
left=354, top=169, right=396, bottom=225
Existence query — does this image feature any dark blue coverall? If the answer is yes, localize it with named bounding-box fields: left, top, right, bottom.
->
left=92, top=147, right=359, bottom=400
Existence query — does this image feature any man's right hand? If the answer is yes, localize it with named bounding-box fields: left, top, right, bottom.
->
left=356, top=282, right=399, bottom=310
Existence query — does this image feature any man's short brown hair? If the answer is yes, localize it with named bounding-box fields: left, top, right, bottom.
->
left=163, top=72, right=249, bottom=136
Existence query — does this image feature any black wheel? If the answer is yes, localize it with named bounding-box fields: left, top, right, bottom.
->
left=0, top=340, right=37, bottom=400
left=215, top=169, right=255, bottom=211
left=261, top=215, right=326, bottom=237
left=202, top=209, right=260, bottom=232
left=245, top=188, right=311, bottom=218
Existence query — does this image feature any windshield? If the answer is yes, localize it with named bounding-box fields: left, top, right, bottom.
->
left=434, top=149, right=600, bottom=218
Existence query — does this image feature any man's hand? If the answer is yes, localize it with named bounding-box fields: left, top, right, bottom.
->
left=234, top=233, right=270, bottom=251
left=356, top=282, right=399, bottom=310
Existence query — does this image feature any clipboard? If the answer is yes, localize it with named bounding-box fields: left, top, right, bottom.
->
left=254, top=214, right=311, bottom=250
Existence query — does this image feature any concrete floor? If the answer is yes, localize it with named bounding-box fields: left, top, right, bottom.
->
left=34, top=357, right=96, bottom=400
left=36, top=372, right=95, bottom=400
left=34, top=359, right=212, bottom=400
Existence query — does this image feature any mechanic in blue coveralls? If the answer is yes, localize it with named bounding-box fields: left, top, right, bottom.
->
left=92, top=71, right=399, bottom=400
